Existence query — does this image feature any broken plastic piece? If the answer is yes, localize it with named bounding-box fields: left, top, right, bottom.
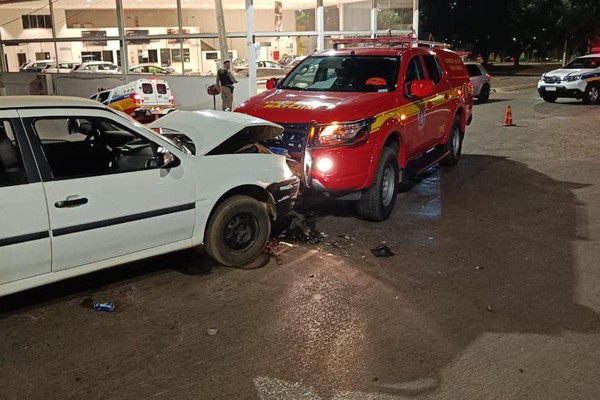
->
left=370, top=244, right=394, bottom=257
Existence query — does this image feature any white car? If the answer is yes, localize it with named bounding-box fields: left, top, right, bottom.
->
left=537, top=54, right=600, bottom=104
left=43, top=61, right=81, bottom=73
left=465, top=63, right=491, bottom=103
left=0, top=96, right=299, bottom=297
left=73, top=61, right=121, bottom=74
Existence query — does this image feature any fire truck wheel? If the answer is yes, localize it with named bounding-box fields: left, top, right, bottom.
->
left=205, top=195, right=271, bottom=267
left=357, top=146, right=398, bottom=222
left=440, top=117, right=463, bottom=167
left=583, top=84, right=600, bottom=104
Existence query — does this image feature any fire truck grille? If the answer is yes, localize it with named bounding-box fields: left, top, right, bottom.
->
left=263, top=123, right=311, bottom=160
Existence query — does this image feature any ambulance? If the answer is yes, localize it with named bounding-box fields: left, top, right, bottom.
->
left=90, top=78, right=175, bottom=122
left=236, top=36, right=473, bottom=221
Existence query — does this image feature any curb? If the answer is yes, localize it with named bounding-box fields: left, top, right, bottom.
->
left=493, top=83, right=538, bottom=93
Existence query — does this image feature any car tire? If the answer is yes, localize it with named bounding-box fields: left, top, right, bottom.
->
left=439, top=117, right=463, bottom=167
left=542, top=95, right=557, bottom=103
left=478, top=83, right=490, bottom=103
left=583, top=84, right=600, bottom=104
left=205, top=195, right=271, bottom=267
left=357, top=146, right=398, bottom=222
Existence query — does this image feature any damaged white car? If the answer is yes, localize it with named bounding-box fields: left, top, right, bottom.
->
left=0, top=96, right=299, bottom=297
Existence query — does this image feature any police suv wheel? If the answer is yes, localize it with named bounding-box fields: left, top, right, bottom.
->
left=357, top=146, right=398, bottom=222
left=440, top=118, right=463, bottom=167
left=542, top=95, right=557, bottom=103
left=205, top=195, right=271, bottom=267
left=583, top=84, right=600, bottom=104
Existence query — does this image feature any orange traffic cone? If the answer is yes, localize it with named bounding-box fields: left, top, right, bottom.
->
left=502, top=105, right=515, bottom=126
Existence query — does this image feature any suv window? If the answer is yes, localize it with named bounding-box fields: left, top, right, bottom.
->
left=97, top=91, right=111, bottom=103
left=0, top=120, right=27, bottom=187
left=157, top=83, right=168, bottom=94
left=405, top=56, right=425, bottom=91
left=142, top=83, right=153, bottom=94
left=466, top=64, right=482, bottom=77
left=423, top=55, right=443, bottom=83
left=280, top=56, right=399, bottom=92
left=31, top=116, right=161, bottom=180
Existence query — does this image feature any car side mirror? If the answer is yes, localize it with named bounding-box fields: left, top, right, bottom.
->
left=155, top=147, right=181, bottom=169
left=266, top=77, right=280, bottom=89
left=409, top=80, right=435, bottom=99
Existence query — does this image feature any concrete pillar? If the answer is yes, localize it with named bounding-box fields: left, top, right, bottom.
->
left=215, top=0, right=229, bottom=64
left=412, top=0, right=419, bottom=39
left=316, top=0, right=324, bottom=51
left=246, top=0, right=257, bottom=96
left=371, top=0, right=377, bottom=38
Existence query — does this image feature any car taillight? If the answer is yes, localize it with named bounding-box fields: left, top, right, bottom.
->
left=169, top=95, right=175, bottom=106
left=131, top=93, right=142, bottom=104
left=486, top=73, right=491, bottom=80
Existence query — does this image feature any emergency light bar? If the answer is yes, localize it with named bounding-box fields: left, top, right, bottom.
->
left=332, top=36, right=451, bottom=50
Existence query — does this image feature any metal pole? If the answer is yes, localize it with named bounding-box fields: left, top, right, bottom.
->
left=0, top=27, right=6, bottom=72
left=245, top=0, right=256, bottom=96
left=562, top=39, right=567, bottom=67
left=48, top=0, right=59, bottom=65
left=371, top=0, right=377, bottom=38
left=316, top=0, right=324, bottom=51
left=176, top=0, right=184, bottom=73
left=116, top=0, right=128, bottom=73
left=412, top=0, right=419, bottom=39
left=215, top=0, right=229, bottom=63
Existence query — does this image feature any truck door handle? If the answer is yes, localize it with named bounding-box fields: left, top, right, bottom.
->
left=55, top=197, right=88, bottom=208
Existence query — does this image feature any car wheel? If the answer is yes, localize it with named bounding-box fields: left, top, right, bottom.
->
left=542, top=95, right=557, bottom=103
left=583, top=84, right=600, bottom=104
left=478, top=84, right=490, bottom=103
left=205, top=195, right=271, bottom=267
left=439, top=117, right=463, bottom=167
left=357, top=146, right=398, bottom=222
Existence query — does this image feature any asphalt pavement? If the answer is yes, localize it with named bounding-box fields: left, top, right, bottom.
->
left=1, top=82, right=599, bottom=400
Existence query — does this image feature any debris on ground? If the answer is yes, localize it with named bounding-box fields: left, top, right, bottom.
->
left=93, top=302, right=115, bottom=312
left=207, top=328, right=219, bottom=336
left=370, top=244, right=394, bottom=258
left=264, top=241, right=298, bottom=265
left=487, top=305, right=493, bottom=312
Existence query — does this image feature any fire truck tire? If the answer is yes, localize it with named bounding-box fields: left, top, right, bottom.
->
left=440, top=117, right=463, bottom=167
left=205, top=195, right=271, bottom=267
left=583, top=84, right=600, bottom=104
left=357, top=146, right=398, bottom=221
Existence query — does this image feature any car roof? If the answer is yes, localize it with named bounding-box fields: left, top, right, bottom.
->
left=0, top=96, right=106, bottom=110
left=581, top=53, right=600, bottom=58
left=312, top=48, right=405, bottom=57
left=81, top=61, right=115, bottom=65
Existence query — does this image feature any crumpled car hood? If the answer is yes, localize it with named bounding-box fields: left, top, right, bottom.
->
left=148, top=109, right=283, bottom=155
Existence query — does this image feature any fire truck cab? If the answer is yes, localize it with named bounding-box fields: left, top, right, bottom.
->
left=236, top=36, right=473, bottom=221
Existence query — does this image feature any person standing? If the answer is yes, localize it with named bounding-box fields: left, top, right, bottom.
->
left=216, top=60, right=238, bottom=111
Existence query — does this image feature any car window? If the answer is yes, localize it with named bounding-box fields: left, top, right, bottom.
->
left=97, top=91, right=111, bottom=103
left=565, top=56, right=600, bottom=69
left=280, top=55, right=399, bottom=92
left=31, top=116, right=162, bottom=180
left=405, top=56, right=425, bottom=85
left=142, top=83, right=153, bottom=94
left=423, top=55, right=443, bottom=84
left=0, top=120, right=27, bottom=187
left=156, top=83, right=168, bottom=94
left=466, top=64, right=482, bottom=77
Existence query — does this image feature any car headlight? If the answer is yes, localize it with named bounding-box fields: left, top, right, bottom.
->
left=314, top=119, right=372, bottom=147
left=565, top=75, right=582, bottom=82
left=282, top=161, right=294, bottom=179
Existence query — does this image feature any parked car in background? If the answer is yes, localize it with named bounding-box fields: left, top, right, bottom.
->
left=234, top=60, right=288, bottom=78
left=73, top=61, right=121, bottom=74
left=129, top=64, right=176, bottom=74
left=19, top=60, right=55, bottom=72
left=89, top=78, right=175, bottom=122
left=0, top=96, right=299, bottom=297
left=537, top=54, right=600, bottom=104
left=465, top=62, right=491, bottom=103
left=43, top=61, right=81, bottom=74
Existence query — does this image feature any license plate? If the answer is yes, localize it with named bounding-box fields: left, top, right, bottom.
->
left=546, top=86, right=557, bottom=91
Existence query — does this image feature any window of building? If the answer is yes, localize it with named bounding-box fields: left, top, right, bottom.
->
left=21, top=14, right=52, bottom=29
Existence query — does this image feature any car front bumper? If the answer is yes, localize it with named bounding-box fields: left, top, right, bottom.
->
left=267, top=177, right=300, bottom=220
left=538, top=85, right=584, bottom=99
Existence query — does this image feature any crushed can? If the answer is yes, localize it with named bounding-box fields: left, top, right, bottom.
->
left=94, top=302, right=115, bottom=312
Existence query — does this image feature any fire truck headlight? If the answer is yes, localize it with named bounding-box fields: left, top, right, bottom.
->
left=316, top=157, right=333, bottom=173
left=314, top=118, right=372, bottom=147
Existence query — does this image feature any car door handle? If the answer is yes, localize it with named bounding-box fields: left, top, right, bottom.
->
left=55, top=197, right=88, bottom=208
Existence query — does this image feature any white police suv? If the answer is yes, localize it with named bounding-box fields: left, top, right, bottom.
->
left=538, top=54, right=600, bottom=104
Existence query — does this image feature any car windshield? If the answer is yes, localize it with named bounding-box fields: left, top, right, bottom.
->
left=279, top=55, right=400, bottom=92
left=564, top=57, right=600, bottom=69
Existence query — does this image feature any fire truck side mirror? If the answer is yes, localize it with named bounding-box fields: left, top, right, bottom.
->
left=266, top=77, right=280, bottom=90
left=409, top=80, right=435, bottom=99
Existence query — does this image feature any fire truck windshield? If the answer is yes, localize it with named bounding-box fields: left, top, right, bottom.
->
left=279, top=55, right=400, bottom=92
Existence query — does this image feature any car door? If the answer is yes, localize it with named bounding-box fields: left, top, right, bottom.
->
left=402, top=54, right=434, bottom=158
left=0, top=112, right=51, bottom=288
left=19, top=107, right=197, bottom=272
left=421, top=53, right=452, bottom=147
